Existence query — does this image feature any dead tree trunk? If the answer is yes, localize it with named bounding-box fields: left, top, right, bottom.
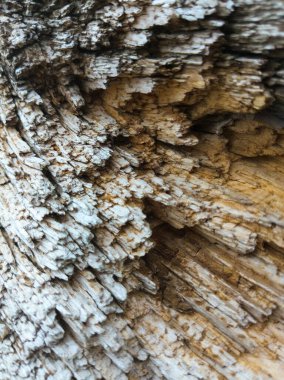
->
left=0, top=0, right=283, bottom=379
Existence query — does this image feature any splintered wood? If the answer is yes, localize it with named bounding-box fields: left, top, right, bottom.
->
left=0, top=1, right=283, bottom=379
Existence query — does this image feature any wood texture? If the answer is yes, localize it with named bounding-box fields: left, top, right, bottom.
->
left=0, top=0, right=283, bottom=379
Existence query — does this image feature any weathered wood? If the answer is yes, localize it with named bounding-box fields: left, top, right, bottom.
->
left=0, top=0, right=283, bottom=379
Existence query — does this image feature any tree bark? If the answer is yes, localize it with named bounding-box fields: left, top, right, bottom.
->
left=0, top=0, right=283, bottom=379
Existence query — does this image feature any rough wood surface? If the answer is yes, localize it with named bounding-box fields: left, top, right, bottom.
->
left=0, top=1, right=283, bottom=379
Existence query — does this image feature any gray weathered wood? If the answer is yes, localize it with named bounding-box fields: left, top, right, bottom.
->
left=0, top=1, right=283, bottom=379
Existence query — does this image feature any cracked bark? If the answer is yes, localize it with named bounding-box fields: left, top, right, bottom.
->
left=0, top=0, right=283, bottom=379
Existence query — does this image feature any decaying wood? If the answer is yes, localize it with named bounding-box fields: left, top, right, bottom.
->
left=0, top=0, right=283, bottom=379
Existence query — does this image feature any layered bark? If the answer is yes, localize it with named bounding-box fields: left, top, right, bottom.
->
left=0, top=0, right=283, bottom=379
